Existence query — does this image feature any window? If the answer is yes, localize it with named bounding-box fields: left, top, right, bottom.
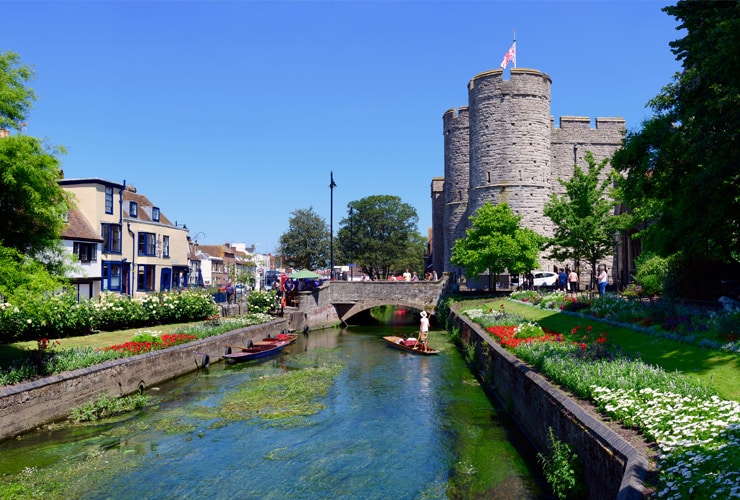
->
left=162, top=235, right=170, bottom=258
left=138, top=232, right=157, bottom=256
left=152, top=207, right=160, bottom=222
left=137, top=264, right=156, bottom=291
left=105, top=186, right=114, bottom=214
left=101, top=223, right=122, bottom=254
left=73, top=242, right=97, bottom=263
left=101, top=261, right=122, bottom=291
left=129, top=201, right=138, bottom=218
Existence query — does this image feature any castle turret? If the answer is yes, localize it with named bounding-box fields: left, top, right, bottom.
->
left=467, top=68, right=553, bottom=236
left=442, top=106, right=470, bottom=274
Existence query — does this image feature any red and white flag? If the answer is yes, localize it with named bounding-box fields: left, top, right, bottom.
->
left=500, top=42, right=516, bottom=69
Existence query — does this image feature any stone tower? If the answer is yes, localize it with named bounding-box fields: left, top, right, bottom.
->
left=467, top=68, right=553, bottom=238
left=434, top=67, right=625, bottom=281
left=442, top=106, right=470, bottom=275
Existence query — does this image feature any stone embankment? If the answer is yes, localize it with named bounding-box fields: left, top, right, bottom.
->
left=449, top=303, right=650, bottom=500
left=0, top=318, right=290, bottom=442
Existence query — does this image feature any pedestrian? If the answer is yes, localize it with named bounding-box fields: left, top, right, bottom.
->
left=412, top=271, right=419, bottom=281
left=432, top=270, right=438, bottom=281
left=226, top=282, right=235, bottom=304
left=403, top=269, right=412, bottom=281
left=558, top=267, right=567, bottom=292
left=568, top=268, right=579, bottom=297
left=598, top=266, right=608, bottom=296
left=419, top=311, right=430, bottom=351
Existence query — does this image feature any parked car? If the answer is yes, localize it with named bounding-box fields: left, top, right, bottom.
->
left=532, top=271, right=558, bottom=288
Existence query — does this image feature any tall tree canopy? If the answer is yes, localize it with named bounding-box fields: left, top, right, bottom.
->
left=0, top=51, right=69, bottom=258
left=0, top=51, right=36, bottom=131
left=451, top=202, right=543, bottom=287
left=544, top=151, right=623, bottom=285
left=335, top=195, right=419, bottom=279
left=612, top=1, right=740, bottom=264
left=277, top=207, right=330, bottom=270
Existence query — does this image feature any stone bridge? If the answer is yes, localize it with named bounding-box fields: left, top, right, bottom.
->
left=291, top=274, right=451, bottom=325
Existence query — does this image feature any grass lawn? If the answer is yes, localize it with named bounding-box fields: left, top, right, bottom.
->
left=0, top=322, right=199, bottom=368
left=463, top=299, right=740, bottom=402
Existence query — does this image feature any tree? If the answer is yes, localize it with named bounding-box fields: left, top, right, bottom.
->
left=451, top=202, right=543, bottom=289
left=390, top=230, right=427, bottom=278
left=0, top=135, right=69, bottom=256
left=543, top=151, right=623, bottom=288
left=0, top=51, right=70, bottom=266
left=335, top=195, right=419, bottom=279
left=0, top=246, right=67, bottom=302
left=611, top=1, right=740, bottom=265
left=277, top=207, right=330, bottom=270
left=0, top=51, right=36, bottom=131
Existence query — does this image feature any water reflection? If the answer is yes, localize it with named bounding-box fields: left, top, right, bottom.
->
left=0, top=320, right=544, bottom=499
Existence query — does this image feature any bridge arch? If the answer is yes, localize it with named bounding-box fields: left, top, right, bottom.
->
left=334, top=299, right=429, bottom=324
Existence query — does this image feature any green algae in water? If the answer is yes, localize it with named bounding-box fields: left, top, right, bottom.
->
left=0, top=332, right=542, bottom=499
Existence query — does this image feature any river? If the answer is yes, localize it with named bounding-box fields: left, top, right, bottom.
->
left=0, top=316, right=545, bottom=499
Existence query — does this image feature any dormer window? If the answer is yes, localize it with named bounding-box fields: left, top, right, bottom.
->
left=152, top=206, right=160, bottom=222
left=130, top=201, right=138, bottom=218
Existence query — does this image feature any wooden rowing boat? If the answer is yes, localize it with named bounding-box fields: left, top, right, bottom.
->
left=382, top=336, right=439, bottom=355
left=260, top=333, right=298, bottom=345
left=222, top=340, right=290, bottom=363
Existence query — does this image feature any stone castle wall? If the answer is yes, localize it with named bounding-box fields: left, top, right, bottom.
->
left=436, top=67, right=626, bottom=276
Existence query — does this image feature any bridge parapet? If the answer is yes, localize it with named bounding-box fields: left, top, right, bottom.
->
left=329, top=276, right=448, bottom=304
left=292, top=274, right=450, bottom=325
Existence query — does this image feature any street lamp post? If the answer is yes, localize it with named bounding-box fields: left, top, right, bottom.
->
left=329, top=172, right=336, bottom=280
left=349, top=206, right=354, bottom=281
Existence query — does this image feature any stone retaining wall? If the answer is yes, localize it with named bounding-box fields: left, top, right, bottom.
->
left=450, top=304, right=649, bottom=499
left=0, top=319, right=288, bottom=442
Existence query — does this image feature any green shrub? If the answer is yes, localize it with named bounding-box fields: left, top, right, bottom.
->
left=130, top=331, right=161, bottom=344
left=537, top=427, right=586, bottom=499
left=0, top=289, right=217, bottom=343
left=246, top=290, right=279, bottom=314
left=634, top=252, right=670, bottom=296
left=71, top=392, right=152, bottom=422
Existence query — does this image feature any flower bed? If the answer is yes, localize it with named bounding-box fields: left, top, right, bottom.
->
left=0, top=312, right=274, bottom=387
left=102, top=333, right=199, bottom=356
left=463, top=306, right=740, bottom=498
left=510, top=290, right=740, bottom=353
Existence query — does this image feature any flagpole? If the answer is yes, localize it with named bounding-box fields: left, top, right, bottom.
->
left=513, top=29, right=517, bottom=68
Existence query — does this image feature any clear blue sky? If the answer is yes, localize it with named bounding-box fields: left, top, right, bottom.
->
left=4, top=0, right=682, bottom=254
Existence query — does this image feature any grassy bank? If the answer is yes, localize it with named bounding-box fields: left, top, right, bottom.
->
left=465, top=299, right=740, bottom=401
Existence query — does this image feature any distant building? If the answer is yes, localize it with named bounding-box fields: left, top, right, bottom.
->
left=60, top=179, right=190, bottom=297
